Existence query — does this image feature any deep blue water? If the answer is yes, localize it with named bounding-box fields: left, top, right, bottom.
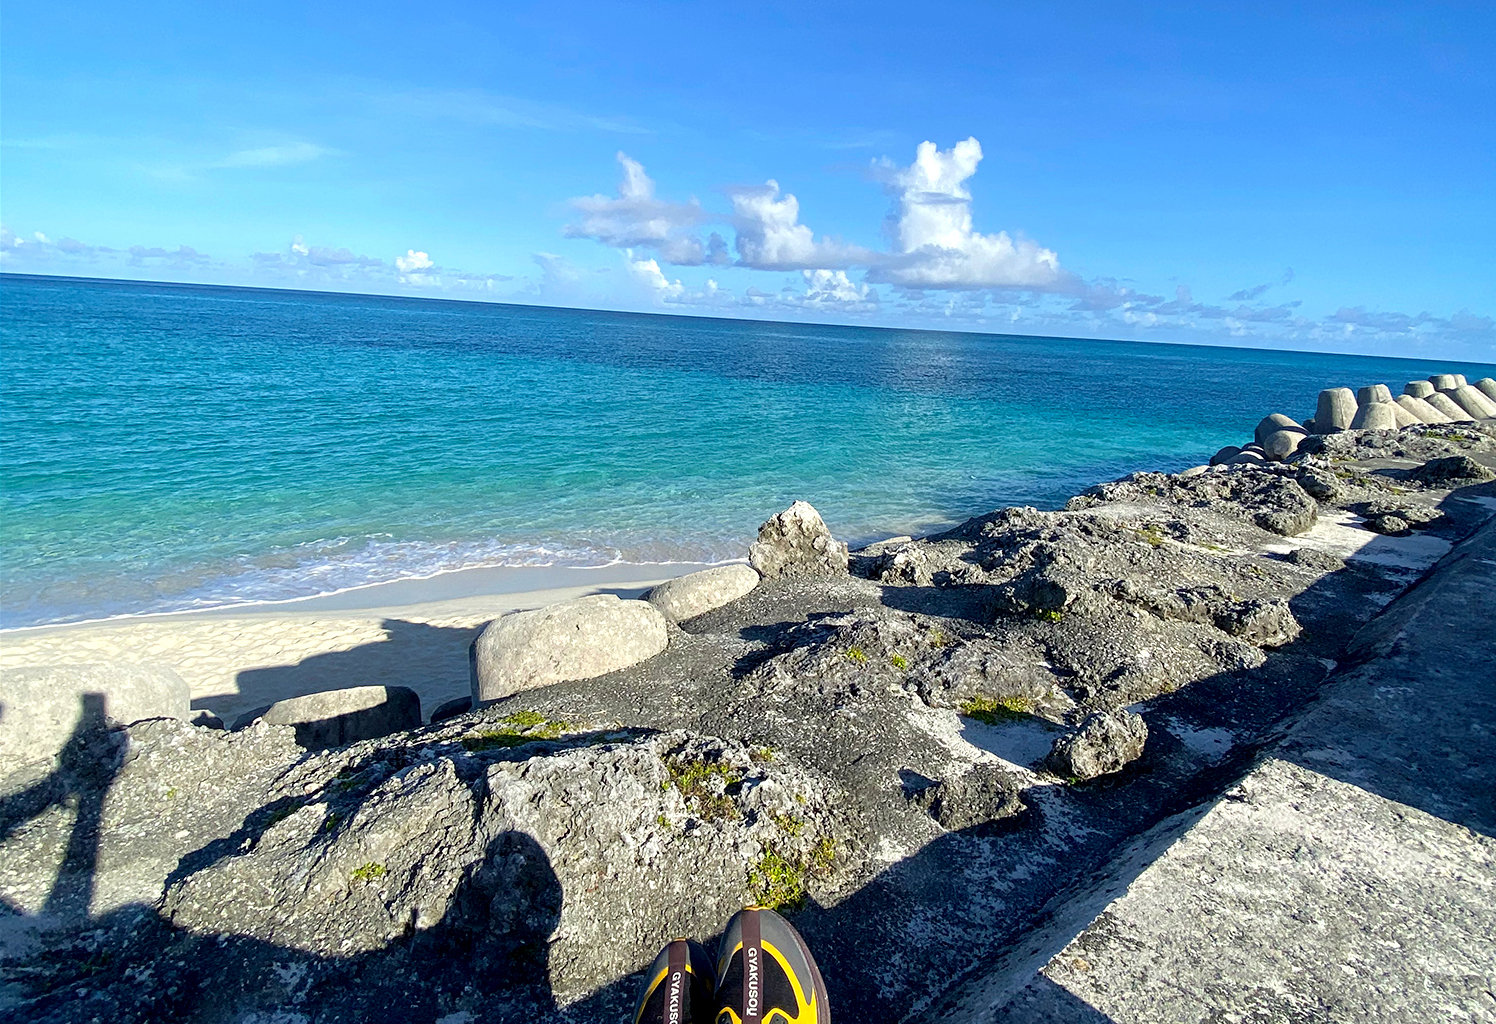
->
left=3, top=273, right=1492, bottom=629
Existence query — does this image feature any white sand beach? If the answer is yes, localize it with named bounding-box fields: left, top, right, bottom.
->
left=0, top=562, right=721, bottom=727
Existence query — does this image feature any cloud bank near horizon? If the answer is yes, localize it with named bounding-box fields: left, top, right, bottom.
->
left=3, top=128, right=1492, bottom=360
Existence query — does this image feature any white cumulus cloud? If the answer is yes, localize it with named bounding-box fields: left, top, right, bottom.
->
left=728, top=181, right=865, bottom=271
left=566, top=153, right=708, bottom=262
left=627, top=251, right=685, bottom=300
left=869, top=137, right=1062, bottom=291
left=396, top=249, right=434, bottom=273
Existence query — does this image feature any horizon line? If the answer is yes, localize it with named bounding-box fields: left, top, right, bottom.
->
left=5, top=270, right=1494, bottom=371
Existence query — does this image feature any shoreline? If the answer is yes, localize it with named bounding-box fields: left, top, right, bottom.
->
left=0, top=559, right=730, bottom=727
left=0, top=557, right=738, bottom=637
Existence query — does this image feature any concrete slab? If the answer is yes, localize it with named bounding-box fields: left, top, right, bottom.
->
left=954, top=519, right=1496, bottom=1024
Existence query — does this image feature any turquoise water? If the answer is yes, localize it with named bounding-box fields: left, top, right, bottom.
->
left=3, top=273, right=1493, bottom=629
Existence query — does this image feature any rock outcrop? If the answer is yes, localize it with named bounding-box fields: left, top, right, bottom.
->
left=748, top=500, right=849, bottom=578
left=470, top=594, right=669, bottom=705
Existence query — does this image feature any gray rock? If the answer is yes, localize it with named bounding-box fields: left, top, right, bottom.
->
left=1411, top=455, right=1496, bottom=487
left=1209, top=445, right=1242, bottom=466
left=1285, top=546, right=1345, bottom=571
left=1394, top=393, right=1450, bottom=424
left=646, top=564, right=760, bottom=624
left=1425, top=392, right=1474, bottom=421
left=231, top=686, right=422, bottom=750
left=470, top=594, right=669, bottom=705
left=1365, top=514, right=1409, bottom=535
left=1403, top=379, right=1435, bottom=398
left=429, top=695, right=473, bottom=723
left=1447, top=384, right=1496, bottom=418
left=1253, top=414, right=1304, bottom=446
left=870, top=541, right=935, bottom=585
left=0, top=662, right=189, bottom=775
left=1356, top=384, right=1392, bottom=405
left=1177, top=465, right=1209, bottom=479
left=748, top=500, right=849, bottom=578
left=1295, top=467, right=1340, bottom=502
left=1476, top=378, right=1496, bottom=402
left=1047, top=711, right=1148, bottom=780
left=1312, top=387, right=1357, bottom=433
left=1261, top=429, right=1303, bottom=460
left=1429, top=373, right=1461, bottom=391
left=907, top=764, right=1027, bottom=834
left=1348, top=401, right=1398, bottom=430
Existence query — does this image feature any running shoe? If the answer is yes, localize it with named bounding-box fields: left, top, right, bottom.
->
left=633, top=937, right=717, bottom=1024
left=712, top=907, right=830, bottom=1024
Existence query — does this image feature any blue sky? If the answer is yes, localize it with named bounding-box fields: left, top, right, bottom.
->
left=2, top=2, right=1492, bottom=358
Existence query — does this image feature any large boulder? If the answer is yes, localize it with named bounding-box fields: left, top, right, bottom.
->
left=1425, top=392, right=1474, bottom=422
left=470, top=594, right=669, bottom=705
left=1394, top=394, right=1450, bottom=424
left=1312, top=388, right=1357, bottom=433
left=748, top=500, right=849, bottom=578
left=1403, top=380, right=1435, bottom=399
left=1356, top=384, right=1393, bottom=405
left=1254, top=414, right=1305, bottom=447
left=646, top=564, right=760, bottom=624
left=1475, top=378, right=1496, bottom=403
left=1046, top=710, right=1148, bottom=780
left=231, top=686, right=422, bottom=750
left=0, top=662, right=190, bottom=775
left=1411, top=455, right=1496, bottom=488
left=1349, top=401, right=1398, bottom=430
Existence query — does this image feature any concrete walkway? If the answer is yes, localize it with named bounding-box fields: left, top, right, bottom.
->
left=943, top=518, right=1496, bottom=1023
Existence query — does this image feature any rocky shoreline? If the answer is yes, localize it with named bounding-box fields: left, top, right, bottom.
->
left=3, top=373, right=1495, bottom=1023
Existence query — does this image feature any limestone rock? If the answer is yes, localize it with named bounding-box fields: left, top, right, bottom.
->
left=1047, top=710, right=1148, bottom=780
left=470, top=594, right=669, bottom=705
left=1425, top=392, right=1474, bottom=421
left=748, top=500, right=849, bottom=578
left=0, top=662, right=189, bottom=775
left=646, top=564, right=760, bottom=624
left=1254, top=414, right=1305, bottom=447
left=907, top=764, right=1027, bottom=834
left=1295, top=467, right=1340, bottom=503
left=1476, top=378, right=1496, bottom=402
left=1411, top=455, right=1495, bottom=488
left=870, top=542, right=935, bottom=585
left=1349, top=401, right=1398, bottom=430
left=1394, top=394, right=1450, bottom=424
left=231, top=686, right=422, bottom=750
left=1403, top=380, right=1435, bottom=399
left=1312, top=388, right=1356, bottom=433
left=1365, top=514, right=1409, bottom=535
left=1356, top=384, right=1393, bottom=405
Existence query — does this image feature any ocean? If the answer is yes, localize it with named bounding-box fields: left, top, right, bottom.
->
left=3, top=273, right=1492, bottom=630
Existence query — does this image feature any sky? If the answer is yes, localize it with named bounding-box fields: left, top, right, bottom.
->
left=2, top=1, right=1493, bottom=359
